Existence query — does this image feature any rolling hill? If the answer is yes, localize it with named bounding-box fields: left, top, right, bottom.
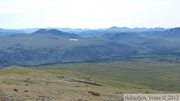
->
left=158, top=27, right=180, bottom=40
left=1, top=65, right=177, bottom=101
left=0, top=27, right=180, bottom=100
left=0, top=28, right=179, bottom=66
left=0, top=29, right=139, bottom=66
left=100, top=31, right=180, bottom=57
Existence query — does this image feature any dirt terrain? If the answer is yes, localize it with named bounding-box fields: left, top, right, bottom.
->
left=0, top=66, right=174, bottom=101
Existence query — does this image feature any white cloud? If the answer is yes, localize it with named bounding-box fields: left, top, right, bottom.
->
left=0, top=0, right=180, bottom=28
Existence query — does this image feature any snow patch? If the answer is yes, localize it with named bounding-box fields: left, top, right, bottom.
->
left=69, top=39, right=78, bottom=41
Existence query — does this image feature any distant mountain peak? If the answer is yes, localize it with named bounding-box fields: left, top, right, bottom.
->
left=49, top=29, right=63, bottom=33
left=109, top=26, right=120, bottom=29
left=108, top=26, right=129, bottom=30
left=33, top=29, right=62, bottom=34
left=107, top=26, right=133, bottom=32
left=32, top=28, right=79, bottom=38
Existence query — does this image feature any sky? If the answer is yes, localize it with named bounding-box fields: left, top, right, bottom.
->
left=0, top=0, right=180, bottom=29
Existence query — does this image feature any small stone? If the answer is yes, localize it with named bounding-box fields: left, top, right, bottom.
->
left=24, top=90, right=28, bottom=92
left=13, top=89, right=18, bottom=92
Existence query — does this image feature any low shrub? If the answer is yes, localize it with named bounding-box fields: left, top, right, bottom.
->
left=87, top=91, right=100, bottom=96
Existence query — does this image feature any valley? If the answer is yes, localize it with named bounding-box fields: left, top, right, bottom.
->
left=0, top=27, right=180, bottom=101
left=0, top=27, right=180, bottom=67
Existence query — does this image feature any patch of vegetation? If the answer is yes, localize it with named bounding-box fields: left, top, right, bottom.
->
left=33, top=60, right=180, bottom=92
left=87, top=91, right=101, bottom=96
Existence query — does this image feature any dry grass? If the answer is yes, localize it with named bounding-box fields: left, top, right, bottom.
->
left=0, top=66, right=175, bottom=101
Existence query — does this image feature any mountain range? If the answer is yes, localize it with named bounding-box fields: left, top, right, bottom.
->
left=0, top=29, right=139, bottom=66
left=0, top=26, right=166, bottom=35
left=0, top=27, right=179, bottom=66
left=158, top=27, right=180, bottom=40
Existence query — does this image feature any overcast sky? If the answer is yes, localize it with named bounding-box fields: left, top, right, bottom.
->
left=0, top=0, right=180, bottom=29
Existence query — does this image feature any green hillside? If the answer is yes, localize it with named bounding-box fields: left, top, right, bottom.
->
left=0, top=65, right=177, bottom=101
left=34, top=60, right=180, bottom=92
left=0, top=29, right=139, bottom=66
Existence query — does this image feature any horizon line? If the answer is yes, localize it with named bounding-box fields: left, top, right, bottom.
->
left=1, top=26, right=178, bottom=30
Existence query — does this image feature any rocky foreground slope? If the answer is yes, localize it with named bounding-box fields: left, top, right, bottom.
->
left=0, top=66, right=175, bottom=101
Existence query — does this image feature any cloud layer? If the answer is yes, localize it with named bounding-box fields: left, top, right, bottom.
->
left=0, top=0, right=180, bottom=28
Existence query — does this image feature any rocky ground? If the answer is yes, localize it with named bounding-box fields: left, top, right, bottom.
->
left=0, top=66, right=174, bottom=101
